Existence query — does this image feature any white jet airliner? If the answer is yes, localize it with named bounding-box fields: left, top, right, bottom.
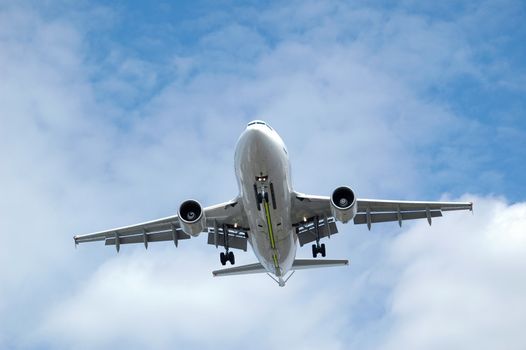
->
left=74, top=120, right=472, bottom=286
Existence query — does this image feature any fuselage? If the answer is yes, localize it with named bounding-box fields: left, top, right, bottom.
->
left=234, top=121, right=297, bottom=277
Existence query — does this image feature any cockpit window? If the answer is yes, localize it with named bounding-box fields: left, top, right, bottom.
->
left=247, top=120, right=267, bottom=126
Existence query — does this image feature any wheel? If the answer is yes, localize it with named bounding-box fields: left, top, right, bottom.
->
left=312, top=244, right=318, bottom=258
left=264, top=192, right=269, bottom=203
left=220, top=252, right=226, bottom=265
left=320, top=243, right=326, bottom=257
left=257, top=193, right=263, bottom=204
left=228, top=251, right=235, bottom=265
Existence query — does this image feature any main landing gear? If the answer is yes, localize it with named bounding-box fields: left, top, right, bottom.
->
left=312, top=243, right=326, bottom=258
left=311, top=215, right=327, bottom=258
left=220, top=251, right=235, bottom=265
left=219, top=223, right=235, bottom=266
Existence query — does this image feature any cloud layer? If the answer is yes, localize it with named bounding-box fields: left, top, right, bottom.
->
left=383, top=196, right=526, bottom=350
left=33, top=196, right=526, bottom=350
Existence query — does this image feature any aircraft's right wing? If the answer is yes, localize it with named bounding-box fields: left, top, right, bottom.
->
left=74, top=197, right=250, bottom=252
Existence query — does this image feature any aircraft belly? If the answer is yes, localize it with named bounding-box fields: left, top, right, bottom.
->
left=248, top=219, right=296, bottom=275
left=235, top=126, right=295, bottom=276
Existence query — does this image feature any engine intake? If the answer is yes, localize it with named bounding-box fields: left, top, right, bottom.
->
left=178, top=199, right=206, bottom=236
left=330, top=186, right=357, bottom=223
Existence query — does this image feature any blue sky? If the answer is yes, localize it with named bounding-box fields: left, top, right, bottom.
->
left=1, top=1, right=525, bottom=349
left=41, top=0, right=526, bottom=200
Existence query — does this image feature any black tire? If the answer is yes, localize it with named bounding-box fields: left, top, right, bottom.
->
left=257, top=193, right=263, bottom=204
left=321, top=243, right=326, bottom=257
left=264, top=192, right=269, bottom=203
left=312, top=244, right=317, bottom=258
left=228, top=251, right=235, bottom=265
left=220, top=252, right=226, bottom=266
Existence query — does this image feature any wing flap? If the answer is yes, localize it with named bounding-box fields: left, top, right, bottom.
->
left=353, top=210, right=442, bottom=225
left=357, top=199, right=473, bottom=212
left=104, top=230, right=190, bottom=246
left=296, top=220, right=339, bottom=247
left=206, top=231, right=248, bottom=251
left=75, top=216, right=179, bottom=244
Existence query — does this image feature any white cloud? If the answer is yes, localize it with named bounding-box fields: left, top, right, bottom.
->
left=32, top=196, right=526, bottom=350
left=37, top=249, right=347, bottom=350
left=379, top=196, right=526, bottom=350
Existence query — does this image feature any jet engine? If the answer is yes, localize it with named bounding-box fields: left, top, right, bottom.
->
left=178, top=199, right=206, bottom=236
left=330, top=186, right=357, bottom=223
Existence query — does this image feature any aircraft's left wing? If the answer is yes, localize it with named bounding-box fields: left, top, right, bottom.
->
left=292, top=192, right=472, bottom=243
left=353, top=198, right=472, bottom=229
left=74, top=197, right=249, bottom=251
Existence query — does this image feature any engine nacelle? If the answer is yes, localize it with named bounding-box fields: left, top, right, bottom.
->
left=330, top=186, right=357, bottom=223
left=178, top=199, right=206, bottom=237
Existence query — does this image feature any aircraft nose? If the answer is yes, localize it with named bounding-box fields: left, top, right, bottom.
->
left=237, top=121, right=278, bottom=161
left=246, top=124, right=265, bottom=135
left=244, top=124, right=270, bottom=147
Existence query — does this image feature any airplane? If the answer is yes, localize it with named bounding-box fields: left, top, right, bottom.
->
left=74, top=120, right=473, bottom=286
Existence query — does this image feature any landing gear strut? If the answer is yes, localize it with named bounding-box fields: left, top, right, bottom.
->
left=311, top=216, right=326, bottom=258
left=219, top=224, right=235, bottom=265
left=257, top=191, right=268, bottom=205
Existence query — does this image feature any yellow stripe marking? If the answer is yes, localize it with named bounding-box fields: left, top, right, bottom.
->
left=264, top=201, right=276, bottom=248
left=263, top=199, right=279, bottom=270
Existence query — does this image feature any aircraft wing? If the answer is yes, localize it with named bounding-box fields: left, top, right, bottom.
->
left=292, top=192, right=473, bottom=233
left=353, top=198, right=473, bottom=228
left=74, top=197, right=250, bottom=252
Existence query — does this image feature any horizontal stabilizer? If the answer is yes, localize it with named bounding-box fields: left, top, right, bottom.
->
left=212, top=263, right=266, bottom=277
left=292, top=259, right=349, bottom=270
left=212, top=259, right=349, bottom=278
